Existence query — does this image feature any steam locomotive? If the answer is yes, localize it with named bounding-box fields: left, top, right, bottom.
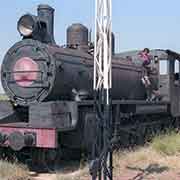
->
left=0, top=4, right=180, bottom=164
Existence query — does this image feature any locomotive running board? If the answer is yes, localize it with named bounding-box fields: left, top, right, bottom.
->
left=114, top=100, right=169, bottom=115
left=78, top=100, right=169, bottom=105
left=79, top=100, right=170, bottom=115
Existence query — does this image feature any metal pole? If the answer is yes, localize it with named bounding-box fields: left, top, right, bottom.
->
left=94, top=0, right=112, bottom=92
left=92, top=0, right=112, bottom=179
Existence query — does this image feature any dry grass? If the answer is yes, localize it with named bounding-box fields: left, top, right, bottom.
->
left=151, top=131, right=180, bottom=155
left=0, top=95, right=9, bottom=101
left=112, top=131, right=180, bottom=179
left=114, top=147, right=180, bottom=172
left=56, top=132, right=180, bottom=179
left=0, top=160, right=29, bottom=180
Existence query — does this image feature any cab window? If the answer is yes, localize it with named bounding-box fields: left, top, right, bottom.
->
left=160, top=60, right=168, bottom=75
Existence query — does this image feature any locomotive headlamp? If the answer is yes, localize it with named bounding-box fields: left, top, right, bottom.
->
left=17, top=5, right=55, bottom=44
left=17, top=14, right=37, bottom=37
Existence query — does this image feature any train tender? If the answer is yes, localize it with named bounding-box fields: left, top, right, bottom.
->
left=0, top=4, right=180, bottom=163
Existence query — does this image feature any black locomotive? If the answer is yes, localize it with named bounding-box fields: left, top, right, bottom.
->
left=0, top=4, right=180, bottom=164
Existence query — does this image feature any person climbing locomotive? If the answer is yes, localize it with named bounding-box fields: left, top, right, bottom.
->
left=139, top=48, right=151, bottom=65
left=138, top=48, right=152, bottom=85
left=138, top=48, right=161, bottom=101
left=138, top=48, right=158, bottom=101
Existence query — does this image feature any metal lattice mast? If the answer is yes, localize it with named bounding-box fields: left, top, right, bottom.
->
left=94, top=0, right=112, bottom=102
left=91, top=0, right=113, bottom=180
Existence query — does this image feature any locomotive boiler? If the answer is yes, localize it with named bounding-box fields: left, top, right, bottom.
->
left=1, top=14, right=147, bottom=107
left=0, top=4, right=180, bottom=165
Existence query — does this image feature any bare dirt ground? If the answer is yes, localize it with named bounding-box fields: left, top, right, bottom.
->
left=30, top=147, right=180, bottom=180
left=31, top=173, right=56, bottom=180
left=31, top=170, right=180, bottom=180
left=30, top=170, right=180, bottom=180
left=114, top=147, right=180, bottom=180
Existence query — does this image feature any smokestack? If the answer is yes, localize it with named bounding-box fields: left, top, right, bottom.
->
left=37, top=4, right=55, bottom=44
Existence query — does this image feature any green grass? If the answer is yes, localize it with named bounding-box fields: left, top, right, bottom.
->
left=151, top=131, right=180, bottom=156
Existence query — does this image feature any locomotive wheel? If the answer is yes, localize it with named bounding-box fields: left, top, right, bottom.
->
left=0, top=148, right=17, bottom=162
left=59, top=132, right=82, bottom=160
left=60, top=146, right=81, bottom=161
left=25, top=148, right=59, bottom=172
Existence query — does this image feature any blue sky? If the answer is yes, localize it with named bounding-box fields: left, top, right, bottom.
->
left=1, top=0, right=180, bottom=62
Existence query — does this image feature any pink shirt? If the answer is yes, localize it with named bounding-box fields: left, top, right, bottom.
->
left=139, top=52, right=149, bottom=61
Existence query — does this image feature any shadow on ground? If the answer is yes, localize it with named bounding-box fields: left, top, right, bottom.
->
left=55, top=160, right=81, bottom=174
left=126, top=163, right=169, bottom=180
